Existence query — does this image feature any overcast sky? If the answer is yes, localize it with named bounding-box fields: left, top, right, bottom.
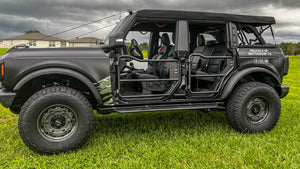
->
left=0, top=0, right=300, bottom=43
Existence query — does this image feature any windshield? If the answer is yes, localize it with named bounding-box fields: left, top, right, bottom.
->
left=103, top=18, right=127, bottom=45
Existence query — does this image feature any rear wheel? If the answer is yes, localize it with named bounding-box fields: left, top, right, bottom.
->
left=18, top=86, right=94, bottom=154
left=226, top=82, right=281, bottom=133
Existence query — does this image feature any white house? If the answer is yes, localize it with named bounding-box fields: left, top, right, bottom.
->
left=2, top=33, right=68, bottom=48
left=1, top=33, right=104, bottom=49
left=68, top=37, right=103, bottom=47
left=0, top=38, right=3, bottom=48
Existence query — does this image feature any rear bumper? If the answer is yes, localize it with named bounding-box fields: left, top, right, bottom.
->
left=278, top=85, right=289, bottom=98
left=0, top=89, right=16, bottom=108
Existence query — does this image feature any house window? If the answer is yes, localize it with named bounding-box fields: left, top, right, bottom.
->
left=61, top=41, right=66, bottom=47
left=49, top=41, right=56, bottom=47
left=29, top=40, right=36, bottom=46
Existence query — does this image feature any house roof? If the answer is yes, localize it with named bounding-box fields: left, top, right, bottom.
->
left=68, top=37, right=103, bottom=43
left=4, top=32, right=66, bottom=41
left=135, top=10, right=275, bottom=26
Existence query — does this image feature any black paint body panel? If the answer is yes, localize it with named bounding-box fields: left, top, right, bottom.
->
left=238, top=47, right=286, bottom=82
left=1, top=47, right=110, bottom=90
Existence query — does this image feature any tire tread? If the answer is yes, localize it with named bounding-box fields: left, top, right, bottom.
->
left=18, top=86, right=94, bottom=154
left=226, top=82, right=281, bottom=133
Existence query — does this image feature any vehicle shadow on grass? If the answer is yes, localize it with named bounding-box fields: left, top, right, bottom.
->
left=91, top=109, right=231, bottom=139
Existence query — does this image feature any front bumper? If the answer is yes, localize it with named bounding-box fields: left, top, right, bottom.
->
left=277, top=85, right=289, bottom=98
left=0, top=89, right=16, bottom=108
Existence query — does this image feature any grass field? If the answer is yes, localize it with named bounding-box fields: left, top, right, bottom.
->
left=0, top=48, right=9, bottom=55
left=0, top=48, right=299, bottom=168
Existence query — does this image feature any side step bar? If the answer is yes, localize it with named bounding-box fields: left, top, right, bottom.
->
left=99, top=102, right=221, bottom=113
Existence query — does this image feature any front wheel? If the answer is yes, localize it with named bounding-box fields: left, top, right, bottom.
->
left=226, top=82, right=281, bottom=133
left=18, top=86, right=94, bottom=154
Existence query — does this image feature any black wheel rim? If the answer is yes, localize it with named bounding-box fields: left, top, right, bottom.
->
left=37, top=104, right=78, bottom=141
left=246, top=96, right=270, bottom=123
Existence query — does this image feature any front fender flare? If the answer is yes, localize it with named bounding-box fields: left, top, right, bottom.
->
left=219, top=67, right=281, bottom=100
left=13, top=68, right=103, bottom=105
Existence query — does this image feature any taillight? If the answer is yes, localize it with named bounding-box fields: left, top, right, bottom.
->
left=1, top=64, right=4, bottom=76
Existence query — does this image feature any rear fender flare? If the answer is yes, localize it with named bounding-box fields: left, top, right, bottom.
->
left=220, top=67, right=281, bottom=100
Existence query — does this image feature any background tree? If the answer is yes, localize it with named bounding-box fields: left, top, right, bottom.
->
left=24, top=30, right=40, bottom=34
left=139, top=42, right=149, bottom=51
left=277, top=43, right=300, bottom=55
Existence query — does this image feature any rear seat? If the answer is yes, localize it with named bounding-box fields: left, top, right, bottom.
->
left=206, top=42, right=227, bottom=74
left=191, top=35, right=203, bottom=72
left=191, top=34, right=226, bottom=83
left=190, top=34, right=217, bottom=74
left=193, top=35, right=206, bottom=54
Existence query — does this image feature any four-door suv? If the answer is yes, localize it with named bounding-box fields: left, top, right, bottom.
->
left=0, top=10, right=289, bottom=154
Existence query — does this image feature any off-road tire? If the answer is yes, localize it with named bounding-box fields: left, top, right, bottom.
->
left=18, top=86, right=94, bottom=154
left=226, top=82, right=281, bottom=133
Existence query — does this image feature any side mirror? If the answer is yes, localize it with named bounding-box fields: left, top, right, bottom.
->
left=175, top=20, right=190, bottom=57
left=108, top=33, right=125, bottom=47
left=227, top=22, right=239, bottom=49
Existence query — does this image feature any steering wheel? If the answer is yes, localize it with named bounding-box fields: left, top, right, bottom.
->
left=129, top=39, right=143, bottom=60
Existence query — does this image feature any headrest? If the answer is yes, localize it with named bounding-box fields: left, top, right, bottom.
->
left=207, top=40, right=218, bottom=47
left=197, top=34, right=205, bottom=46
left=161, top=33, right=170, bottom=46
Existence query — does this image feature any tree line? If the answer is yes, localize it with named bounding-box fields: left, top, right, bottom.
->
left=277, top=43, right=300, bottom=56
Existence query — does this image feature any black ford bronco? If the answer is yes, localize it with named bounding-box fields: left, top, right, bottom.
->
left=0, top=10, right=289, bottom=154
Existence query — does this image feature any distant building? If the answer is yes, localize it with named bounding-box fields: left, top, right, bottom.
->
left=0, top=38, right=3, bottom=48
left=1, top=33, right=103, bottom=49
left=68, top=37, right=103, bottom=47
left=2, top=33, right=68, bottom=48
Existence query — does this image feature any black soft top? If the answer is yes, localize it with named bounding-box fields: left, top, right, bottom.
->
left=135, top=10, right=275, bottom=26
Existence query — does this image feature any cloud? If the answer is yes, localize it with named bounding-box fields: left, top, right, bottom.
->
left=0, top=0, right=299, bottom=42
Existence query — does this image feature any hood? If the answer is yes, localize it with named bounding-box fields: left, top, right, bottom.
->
left=1, top=46, right=107, bottom=59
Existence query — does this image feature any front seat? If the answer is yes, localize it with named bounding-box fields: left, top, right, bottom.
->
left=167, top=33, right=177, bottom=58
left=153, top=33, right=172, bottom=60
left=133, top=33, right=176, bottom=93
left=143, top=33, right=172, bottom=77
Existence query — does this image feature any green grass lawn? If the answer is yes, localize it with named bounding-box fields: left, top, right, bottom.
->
left=0, top=49, right=299, bottom=168
left=0, top=48, right=9, bottom=55
left=288, top=55, right=300, bottom=61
